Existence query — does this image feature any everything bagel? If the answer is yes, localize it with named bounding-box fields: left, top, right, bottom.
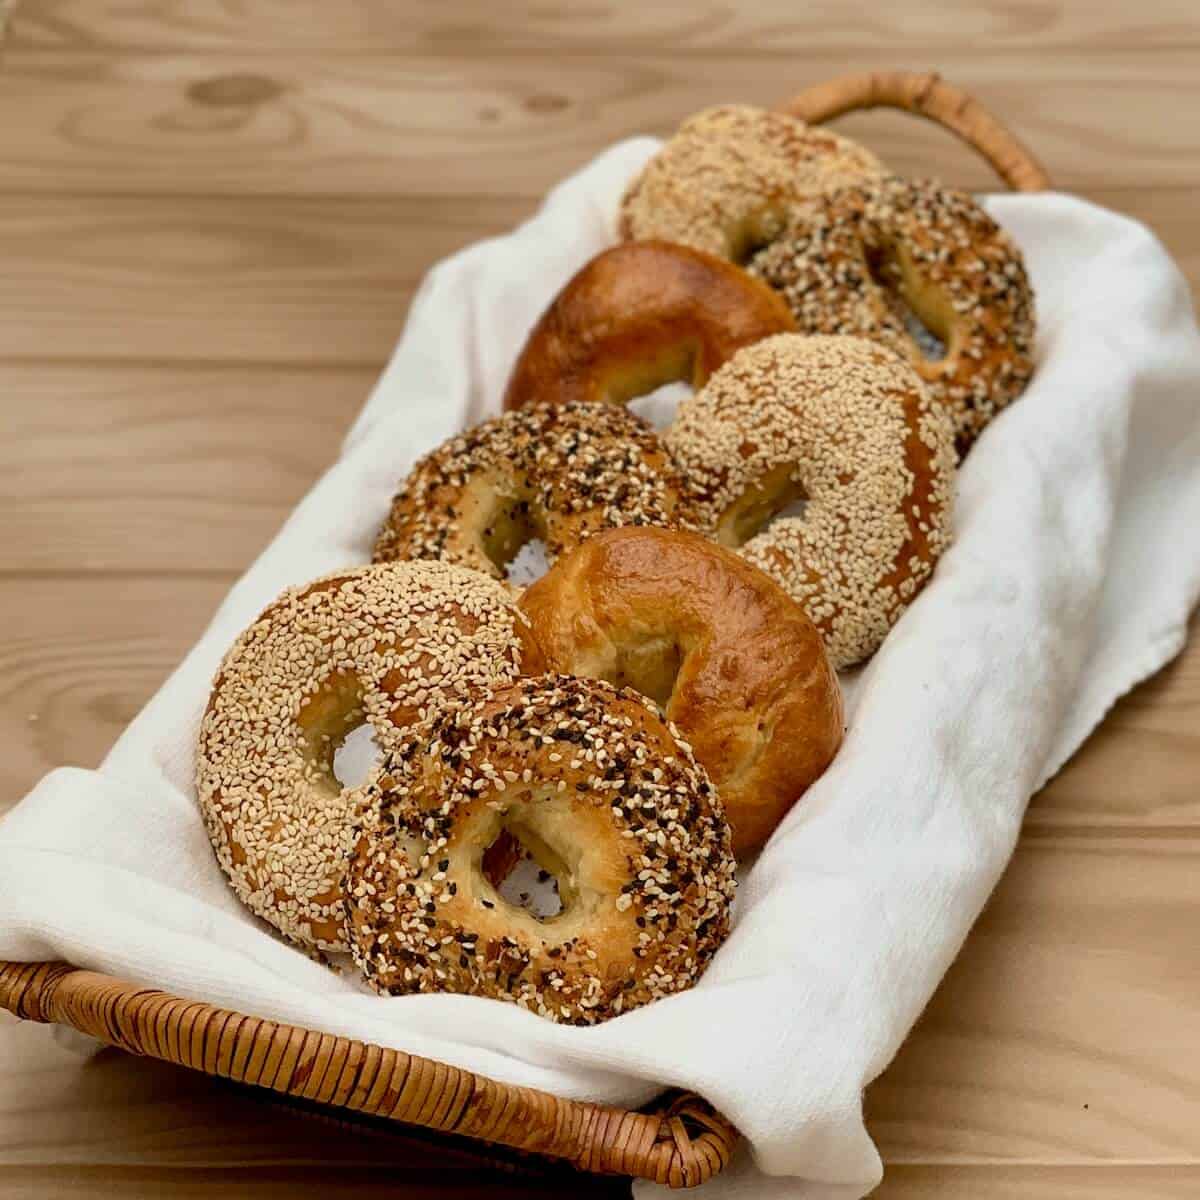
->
left=373, top=402, right=694, bottom=581
left=346, top=675, right=737, bottom=1023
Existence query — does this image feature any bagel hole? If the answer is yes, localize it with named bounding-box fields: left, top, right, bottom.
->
left=481, top=495, right=550, bottom=585
left=733, top=237, right=773, bottom=267
left=612, top=636, right=684, bottom=712
left=332, top=722, right=383, bottom=789
left=625, top=380, right=693, bottom=431
left=717, top=466, right=809, bottom=548
left=506, top=537, right=550, bottom=587
left=297, top=672, right=377, bottom=792
left=600, top=341, right=697, bottom=429
left=729, top=207, right=787, bottom=265
left=482, top=827, right=565, bottom=920
left=864, top=243, right=947, bottom=361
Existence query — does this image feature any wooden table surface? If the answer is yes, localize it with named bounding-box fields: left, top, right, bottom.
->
left=2, top=2, right=1198, bottom=1197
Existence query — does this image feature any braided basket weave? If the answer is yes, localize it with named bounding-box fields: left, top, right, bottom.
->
left=0, top=72, right=1048, bottom=1187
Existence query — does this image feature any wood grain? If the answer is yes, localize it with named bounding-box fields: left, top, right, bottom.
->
left=11, top=0, right=1200, bottom=54
left=874, top=1164, right=1200, bottom=1198
left=867, top=833, right=1200, bottom=1161
left=0, top=363, right=372, bottom=572
left=1, top=1162, right=1196, bottom=1199
left=2, top=50, right=1200, bottom=197
left=0, top=577, right=226, bottom=808
left=0, top=194, right=529, bottom=365
left=0, top=1163, right=624, bottom=1199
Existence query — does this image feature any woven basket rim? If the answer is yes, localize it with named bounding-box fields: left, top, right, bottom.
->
left=0, top=960, right=738, bottom=1187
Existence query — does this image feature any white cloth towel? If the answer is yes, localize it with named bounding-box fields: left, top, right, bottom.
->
left=2, top=139, right=1199, bottom=1199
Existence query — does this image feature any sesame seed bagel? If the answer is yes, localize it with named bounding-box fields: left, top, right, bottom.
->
left=619, top=104, right=884, bottom=263
left=520, top=527, right=843, bottom=855
left=346, top=675, right=737, bottom=1024
left=503, top=241, right=794, bottom=412
left=196, top=561, right=542, bottom=951
left=373, top=402, right=694, bottom=580
left=749, top=176, right=1036, bottom=453
left=666, top=334, right=956, bottom=670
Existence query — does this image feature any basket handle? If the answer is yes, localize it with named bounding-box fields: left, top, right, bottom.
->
left=776, top=70, right=1050, bottom=193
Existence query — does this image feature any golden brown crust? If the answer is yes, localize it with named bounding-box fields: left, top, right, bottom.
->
left=503, top=241, right=794, bottom=412
left=196, top=561, right=542, bottom=951
left=749, top=175, right=1036, bottom=453
left=372, top=402, right=694, bottom=581
left=666, top=335, right=956, bottom=669
left=519, top=527, right=844, bottom=855
left=619, top=104, right=884, bottom=261
left=346, top=675, right=737, bottom=1024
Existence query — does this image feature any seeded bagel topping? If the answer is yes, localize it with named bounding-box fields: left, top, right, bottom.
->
left=196, top=560, right=538, bottom=951
left=666, top=334, right=956, bottom=669
left=619, top=104, right=884, bottom=261
left=346, top=675, right=737, bottom=1024
left=749, top=175, right=1036, bottom=452
left=373, top=401, right=694, bottom=578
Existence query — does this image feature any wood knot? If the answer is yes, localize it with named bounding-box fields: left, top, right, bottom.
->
left=188, top=73, right=284, bottom=108
left=524, top=92, right=568, bottom=114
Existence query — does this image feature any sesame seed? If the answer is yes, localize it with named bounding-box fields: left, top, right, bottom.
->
left=195, top=560, right=536, bottom=952
left=748, top=175, right=1036, bottom=453
left=665, top=334, right=956, bottom=668
left=619, top=104, right=883, bottom=261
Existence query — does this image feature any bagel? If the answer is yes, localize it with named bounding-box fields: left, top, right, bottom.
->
left=749, top=175, right=1036, bottom=452
left=373, top=402, right=693, bottom=581
left=619, top=104, right=884, bottom=262
left=346, top=675, right=737, bottom=1024
left=196, top=561, right=542, bottom=950
left=503, top=241, right=794, bottom=412
left=666, top=334, right=956, bottom=669
left=520, top=527, right=843, bottom=855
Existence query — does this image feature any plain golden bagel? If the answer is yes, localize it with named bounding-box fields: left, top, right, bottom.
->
left=503, top=240, right=795, bottom=412
left=666, top=334, right=956, bottom=669
left=196, top=561, right=542, bottom=950
left=346, top=675, right=737, bottom=1024
left=749, top=175, right=1036, bottom=453
left=372, top=402, right=694, bottom=581
left=520, top=527, right=844, bottom=855
left=619, top=104, right=884, bottom=262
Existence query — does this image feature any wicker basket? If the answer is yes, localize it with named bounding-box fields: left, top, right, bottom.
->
left=0, top=72, right=1048, bottom=1188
